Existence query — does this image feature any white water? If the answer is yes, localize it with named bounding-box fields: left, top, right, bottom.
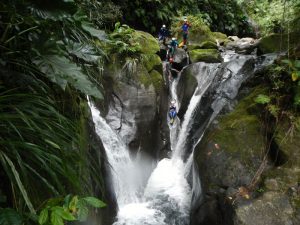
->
left=88, top=102, right=140, bottom=206
left=173, top=63, right=219, bottom=160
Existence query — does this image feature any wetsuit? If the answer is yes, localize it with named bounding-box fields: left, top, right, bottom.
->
left=182, top=22, right=191, bottom=45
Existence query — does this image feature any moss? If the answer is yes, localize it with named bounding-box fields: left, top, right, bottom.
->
left=141, top=54, right=162, bottom=72
left=200, top=41, right=218, bottom=49
left=149, top=70, right=163, bottom=92
left=137, top=65, right=162, bottom=93
left=189, top=49, right=221, bottom=63
left=211, top=32, right=229, bottom=45
left=132, top=31, right=160, bottom=54
left=204, top=86, right=268, bottom=158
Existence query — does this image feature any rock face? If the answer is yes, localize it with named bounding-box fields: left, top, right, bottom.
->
left=193, top=85, right=300, bottom=225
left=102, top=31, right=170, bottom=162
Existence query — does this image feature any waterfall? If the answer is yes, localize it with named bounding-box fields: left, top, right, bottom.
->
left=89, top=50, right=277, bottom=225
left=88, top=101, right=140, bottom=206
left=173, top=63, right=220, bottom=160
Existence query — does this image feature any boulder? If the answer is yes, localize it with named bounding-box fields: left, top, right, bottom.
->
left=133, top=30, right=160, bottom=54
left=194, top=85, right=300, bottom=225
left=189, top=49, right=222, bottom=63
left=173, top=48, right=189, bottom=69
left=226, top=37, right=260, bottom=54
left=234, top=192, right=294, bottom=225
left=188, top=41, right=218, bottom=50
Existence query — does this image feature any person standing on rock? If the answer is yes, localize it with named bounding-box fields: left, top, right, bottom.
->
left=158, top=24, right=170, bottom=45
left=182, top=18, right=191, bottom=45
left=167, top=37, right=178, bottom=60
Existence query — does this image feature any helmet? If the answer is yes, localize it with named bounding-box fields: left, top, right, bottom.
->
left=171, top=100, right=176, bottom=105
left=184, top=19, right=187, bottom=22
left=162, top=24, right=166, bottom=28
left=172, top=37, right=176, bottom=40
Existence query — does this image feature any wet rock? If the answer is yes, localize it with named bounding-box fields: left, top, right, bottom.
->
left=176, top=63, right=198, bottom=118
left=102, top=32, right=170, bottom=160
left=226, top=37, right=260, bottom=54
left=173, top=48, right=189, bottom=69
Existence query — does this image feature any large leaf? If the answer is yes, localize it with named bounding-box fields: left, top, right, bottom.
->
left=33, top=55, right=103, bottom=98
left=0, top=208, right=23, bottom=225
left=82, top=197, right=106, bottom=208
left=81, top=22, right=107, bottom=41
left=67, top=42, right=103, bottom=64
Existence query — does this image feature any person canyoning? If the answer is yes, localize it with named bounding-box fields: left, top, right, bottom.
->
left=169, top=100, right=177, bottom=125
left=181, top=18, right=191, bottom=46
left=167, top=37, right=178, bottom=61
left=158, top=24, right=170, bottom=45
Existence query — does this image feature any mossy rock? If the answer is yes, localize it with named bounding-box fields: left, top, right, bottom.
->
left=258, top=32, right=300, bottom=54
left=141, top=54, right=162, bottom=72
left=137, top=67, right=162, bottom=93
left=211, top=32, right=229, bottom=45
left=189, top=49, right=221, bottom=63
left=133, top=31, right=160, bottom=54
left=200, top=41, right=218, bottom=49
left=195, top=87, right=265, bottom=188
left=187, top=44, right=202, bottom=50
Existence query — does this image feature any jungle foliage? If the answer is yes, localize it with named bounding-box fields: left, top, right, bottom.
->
left=0, top=0, right=108, bottom=224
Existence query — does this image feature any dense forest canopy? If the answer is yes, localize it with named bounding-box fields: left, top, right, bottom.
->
left=0, top=0, right=299, bottom=224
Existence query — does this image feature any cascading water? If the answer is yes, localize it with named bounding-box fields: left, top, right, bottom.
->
left=89, top=48, right=277, bottom=225
left=88, top=102, right=140, bottom=206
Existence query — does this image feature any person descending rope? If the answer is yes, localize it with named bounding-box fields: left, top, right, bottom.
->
left=167, top=37, right=178, bottom=61
left=181, top=18, right=191, bottom=46
left=158, top=24, right=170, bottom=45
left=169, top=100, right=177, bottom=125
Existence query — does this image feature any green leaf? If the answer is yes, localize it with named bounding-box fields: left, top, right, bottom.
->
left=0, top=153, right=36, bottom=214
left=294, top=60, right=300, bottom=69
left=50, top=211, right=64, bottom=225
left=33, top=55, right=103, bottom=98
left=81, top=22, right=107, bottom=41
left=255, top=94, right=270, bottom=104
left=52, top=206, right=76, bottom=221
left=69, top=195, right=78, bottom=213
left=38, top=209, right=48, bottom=225
left=76, top=199, right=88, bottom=221
left=77, top=206, right=88, bottom=222
left=0, top=208, right=23, bottom=225
left=82, top=197, right=106, bottom=208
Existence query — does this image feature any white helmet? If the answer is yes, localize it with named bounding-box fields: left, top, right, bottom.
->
left=172, top=37, right=176, bottom=40
left=184, top=18, right=187, bottom=22
left=171, top=99, right=176, bottom=105
left=162, top=24, right=166, bottom=28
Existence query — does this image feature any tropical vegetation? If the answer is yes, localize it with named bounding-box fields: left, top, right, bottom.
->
left=0, top=0, right=299, bottom=224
